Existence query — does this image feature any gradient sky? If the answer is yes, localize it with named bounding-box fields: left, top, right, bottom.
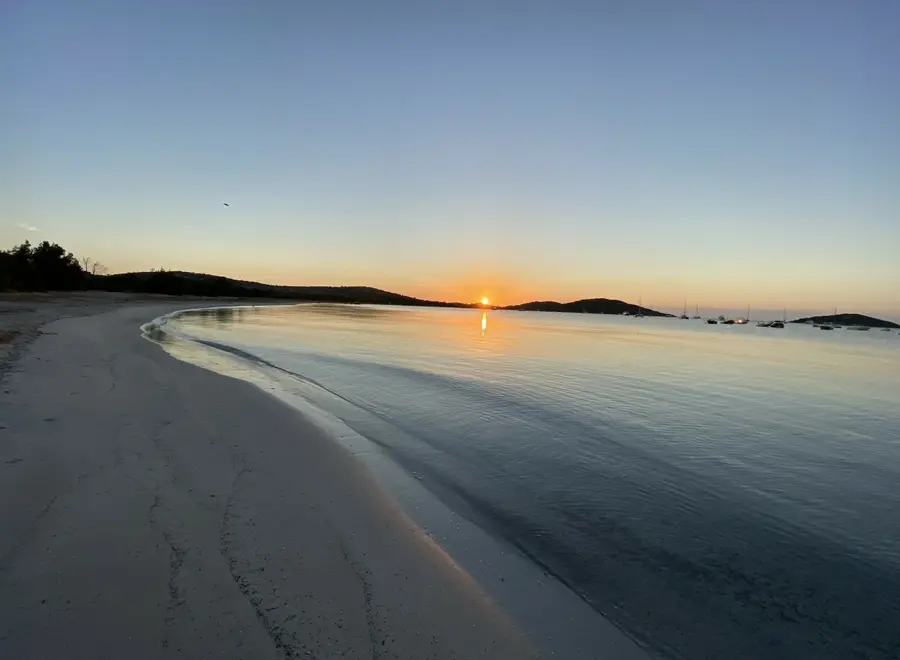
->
left=3, top=1, right=899, bottom=314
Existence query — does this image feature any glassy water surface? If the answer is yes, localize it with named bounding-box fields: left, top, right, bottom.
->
left=160, top=305, right=900, bottom=660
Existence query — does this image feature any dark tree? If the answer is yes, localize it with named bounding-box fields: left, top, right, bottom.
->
left=0, top=241, right=85, bottom=291
left=31, top=241, right=85, bottom=290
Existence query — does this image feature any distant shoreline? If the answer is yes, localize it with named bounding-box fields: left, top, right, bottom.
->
left=789, top=313, right=900, bottom=329
left=94, top=272, right=899, bottom=327
left=3, top=240, right=894, bottom=328
left=89, top=271, right=672, bottom=317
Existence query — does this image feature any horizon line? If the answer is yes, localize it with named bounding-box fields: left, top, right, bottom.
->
left=99, top=269, right=900, bottom=322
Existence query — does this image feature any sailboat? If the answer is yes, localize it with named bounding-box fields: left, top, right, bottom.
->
left=735, top=305, right=750, bottom=325
left=692, top=304, right=701, bottom=320
left=763, top=308, right=786, bottom=328
left=634, top=296, right=645, bottom=318
left=680, top=301, right=689, bottom=320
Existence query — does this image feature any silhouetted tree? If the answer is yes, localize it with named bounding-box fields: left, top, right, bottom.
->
left=0, top=240, right=85, bottom=291
left=80, top=256, right=108, bottom=276
left=31, top=241, right=85, bottom=290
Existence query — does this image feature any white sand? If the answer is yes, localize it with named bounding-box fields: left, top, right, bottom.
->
left=0, top=297, right=539, bottom=659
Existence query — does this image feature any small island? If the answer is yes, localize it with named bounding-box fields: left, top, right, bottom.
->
left=503, top=298, right=672, bottom=317
left=790, top=313, right=899, bottom=329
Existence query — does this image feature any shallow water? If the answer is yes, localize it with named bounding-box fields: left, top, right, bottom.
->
left=158, top=305, right=900, bottom=659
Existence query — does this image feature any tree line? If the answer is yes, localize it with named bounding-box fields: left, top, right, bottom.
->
left=1, top=240, right=261, bottom=297
left=0, top=239, right=336, bottom=299
left=1, top=239, right=473, bottom=306
left=0, top=241, right=89, bottom=291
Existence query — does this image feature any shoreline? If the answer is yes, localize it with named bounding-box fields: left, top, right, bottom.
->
left=0, top=296, right=539, bottom=658
left=149, top=306, right=654, bottom=660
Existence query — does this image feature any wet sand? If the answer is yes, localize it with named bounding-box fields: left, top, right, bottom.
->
left=0, top=295, right=538, bottom=659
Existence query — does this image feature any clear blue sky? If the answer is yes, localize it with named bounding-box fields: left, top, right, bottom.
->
left=2, top=1, right=898, bottom=314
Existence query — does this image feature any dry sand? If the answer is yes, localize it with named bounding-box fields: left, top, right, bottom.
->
left=0, top=294, right=539, bottom=659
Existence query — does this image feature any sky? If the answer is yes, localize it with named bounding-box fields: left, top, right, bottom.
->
left=2, top=1, right=899, bottom=314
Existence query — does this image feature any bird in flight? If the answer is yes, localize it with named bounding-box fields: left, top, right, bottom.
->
left=223, top=202, right=230, bottom=207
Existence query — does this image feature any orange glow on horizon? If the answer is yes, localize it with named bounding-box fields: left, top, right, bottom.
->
left=134, top=261, right=898, bottom=317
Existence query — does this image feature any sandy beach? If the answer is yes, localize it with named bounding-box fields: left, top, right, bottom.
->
left=0, top=294, right=539, bottom=659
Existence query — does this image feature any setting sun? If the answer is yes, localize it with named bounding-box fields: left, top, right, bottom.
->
left=481, top=297, right=490, bottom=306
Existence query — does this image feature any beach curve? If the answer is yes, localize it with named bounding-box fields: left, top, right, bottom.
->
left=0, top=301, right=539, bottom=659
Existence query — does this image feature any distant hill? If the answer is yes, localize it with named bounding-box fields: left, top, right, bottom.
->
left=90, top=272, right=672, bottom=317
left=503, top=298, right=672, bottom=317
left=790, top=313, right=899, bottom=329
left=90, top=271, right=475, bottom=308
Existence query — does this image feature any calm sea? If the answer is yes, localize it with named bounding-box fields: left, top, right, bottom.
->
left=151, top=305, right=900, bottom=660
